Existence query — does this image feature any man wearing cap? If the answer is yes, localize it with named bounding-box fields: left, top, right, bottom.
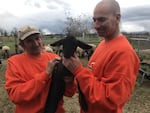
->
left=5, top=25, right=76, bottom=113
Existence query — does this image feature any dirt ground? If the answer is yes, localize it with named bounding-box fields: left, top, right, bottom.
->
left=0, top=75, right=150, bottom=113
left=64, top=83, right=150, bottom=113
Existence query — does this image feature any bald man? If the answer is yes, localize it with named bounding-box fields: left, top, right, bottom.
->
left=63, top=0, right=140, bottom=113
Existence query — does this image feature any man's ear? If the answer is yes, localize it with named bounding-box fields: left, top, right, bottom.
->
left=116, top=13, right=121, bottom=22
left=19, top=41, right=25, bottom=49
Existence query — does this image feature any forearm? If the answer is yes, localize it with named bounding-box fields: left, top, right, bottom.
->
left=73, top=65, right=134, bottom=109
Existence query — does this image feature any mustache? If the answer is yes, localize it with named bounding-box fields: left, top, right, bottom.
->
left=96, top=27, right=105, bottom=31
left=30, top=46, right=41, bottom=50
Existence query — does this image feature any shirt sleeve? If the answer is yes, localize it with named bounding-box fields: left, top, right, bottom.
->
left=73, top=50, right=140, bottom=109
left=5, top=60, right=50, bottom=104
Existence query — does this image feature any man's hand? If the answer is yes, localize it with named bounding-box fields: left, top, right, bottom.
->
left=46, top=57, right=60, bottom=77
left=62, top=54, right=81, bottom=73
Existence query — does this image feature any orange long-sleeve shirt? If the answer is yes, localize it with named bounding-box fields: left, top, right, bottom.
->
left=73, top=35, right=140, bottom=113
left=5, top=52, right=76, bottom=113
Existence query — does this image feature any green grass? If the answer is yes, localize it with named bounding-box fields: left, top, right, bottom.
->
left=0, top=36, right=101, bottom=55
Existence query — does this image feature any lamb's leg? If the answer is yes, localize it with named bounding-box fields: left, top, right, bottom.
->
left=44, top=63, right=65, bottom=113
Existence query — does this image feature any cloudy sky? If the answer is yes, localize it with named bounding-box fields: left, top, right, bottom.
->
left=0, top=0, right=150, bottom=34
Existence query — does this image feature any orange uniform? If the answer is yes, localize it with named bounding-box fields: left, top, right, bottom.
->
left=5, top=52, right=76, bottom=113
left=73, top=35, right=140, bottom=113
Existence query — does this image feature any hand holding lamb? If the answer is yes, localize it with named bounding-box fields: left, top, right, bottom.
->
left=44, top=35, right=92, bottom=113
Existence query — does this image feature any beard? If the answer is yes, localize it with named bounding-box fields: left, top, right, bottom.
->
left=27, top=46, right=42, bottom=56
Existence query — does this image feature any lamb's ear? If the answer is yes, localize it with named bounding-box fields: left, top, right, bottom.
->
left=50, top=39, right=64, bottom=46
left=77, top=40, right=92, bottom=49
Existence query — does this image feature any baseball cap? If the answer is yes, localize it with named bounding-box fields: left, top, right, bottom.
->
left=18, top=25, right=41, bottom=40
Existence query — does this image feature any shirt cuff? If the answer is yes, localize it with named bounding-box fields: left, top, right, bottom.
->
left=73, top=64, right=84, bottom=76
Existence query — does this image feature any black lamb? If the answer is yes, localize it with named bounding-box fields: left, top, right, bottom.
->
left=44, top=35, right=92, bottom=113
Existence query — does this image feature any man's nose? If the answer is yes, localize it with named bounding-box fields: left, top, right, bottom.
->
left=32, top=40, right=39, bottom=46
left=93, top=21, right=101, bottom=29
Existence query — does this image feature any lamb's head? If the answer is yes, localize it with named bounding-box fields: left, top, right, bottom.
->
left=50, top=35, right=92, bottom=58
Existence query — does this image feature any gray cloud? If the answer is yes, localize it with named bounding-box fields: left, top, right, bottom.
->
left=0, top=12, right=20, bottom=31
left=0, top=1, right=150, bottom=34
left=122, top=5, right=150, bottom=21
left=46, top=0, right=71, bottom=10
left=16, top=10, right=67, bottom=33
left=24, top=0, right=42, bottom=8
left=121, top=5, right=150, bottom=32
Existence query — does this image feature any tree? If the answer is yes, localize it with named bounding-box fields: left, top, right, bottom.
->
left=2, top=30, right=8, bottom=37
left=0, top=28, right=5, bottom=36
left=11, top=27, right=18, bottom=54
left=64, top=12, right=93, bottom=37
left=11, top=27, right=18, bottom=37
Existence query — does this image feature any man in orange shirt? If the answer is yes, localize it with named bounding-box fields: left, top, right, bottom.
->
left=5, top=25, right=76, bottom=113
left=63, top=0, right=140, bottom=113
